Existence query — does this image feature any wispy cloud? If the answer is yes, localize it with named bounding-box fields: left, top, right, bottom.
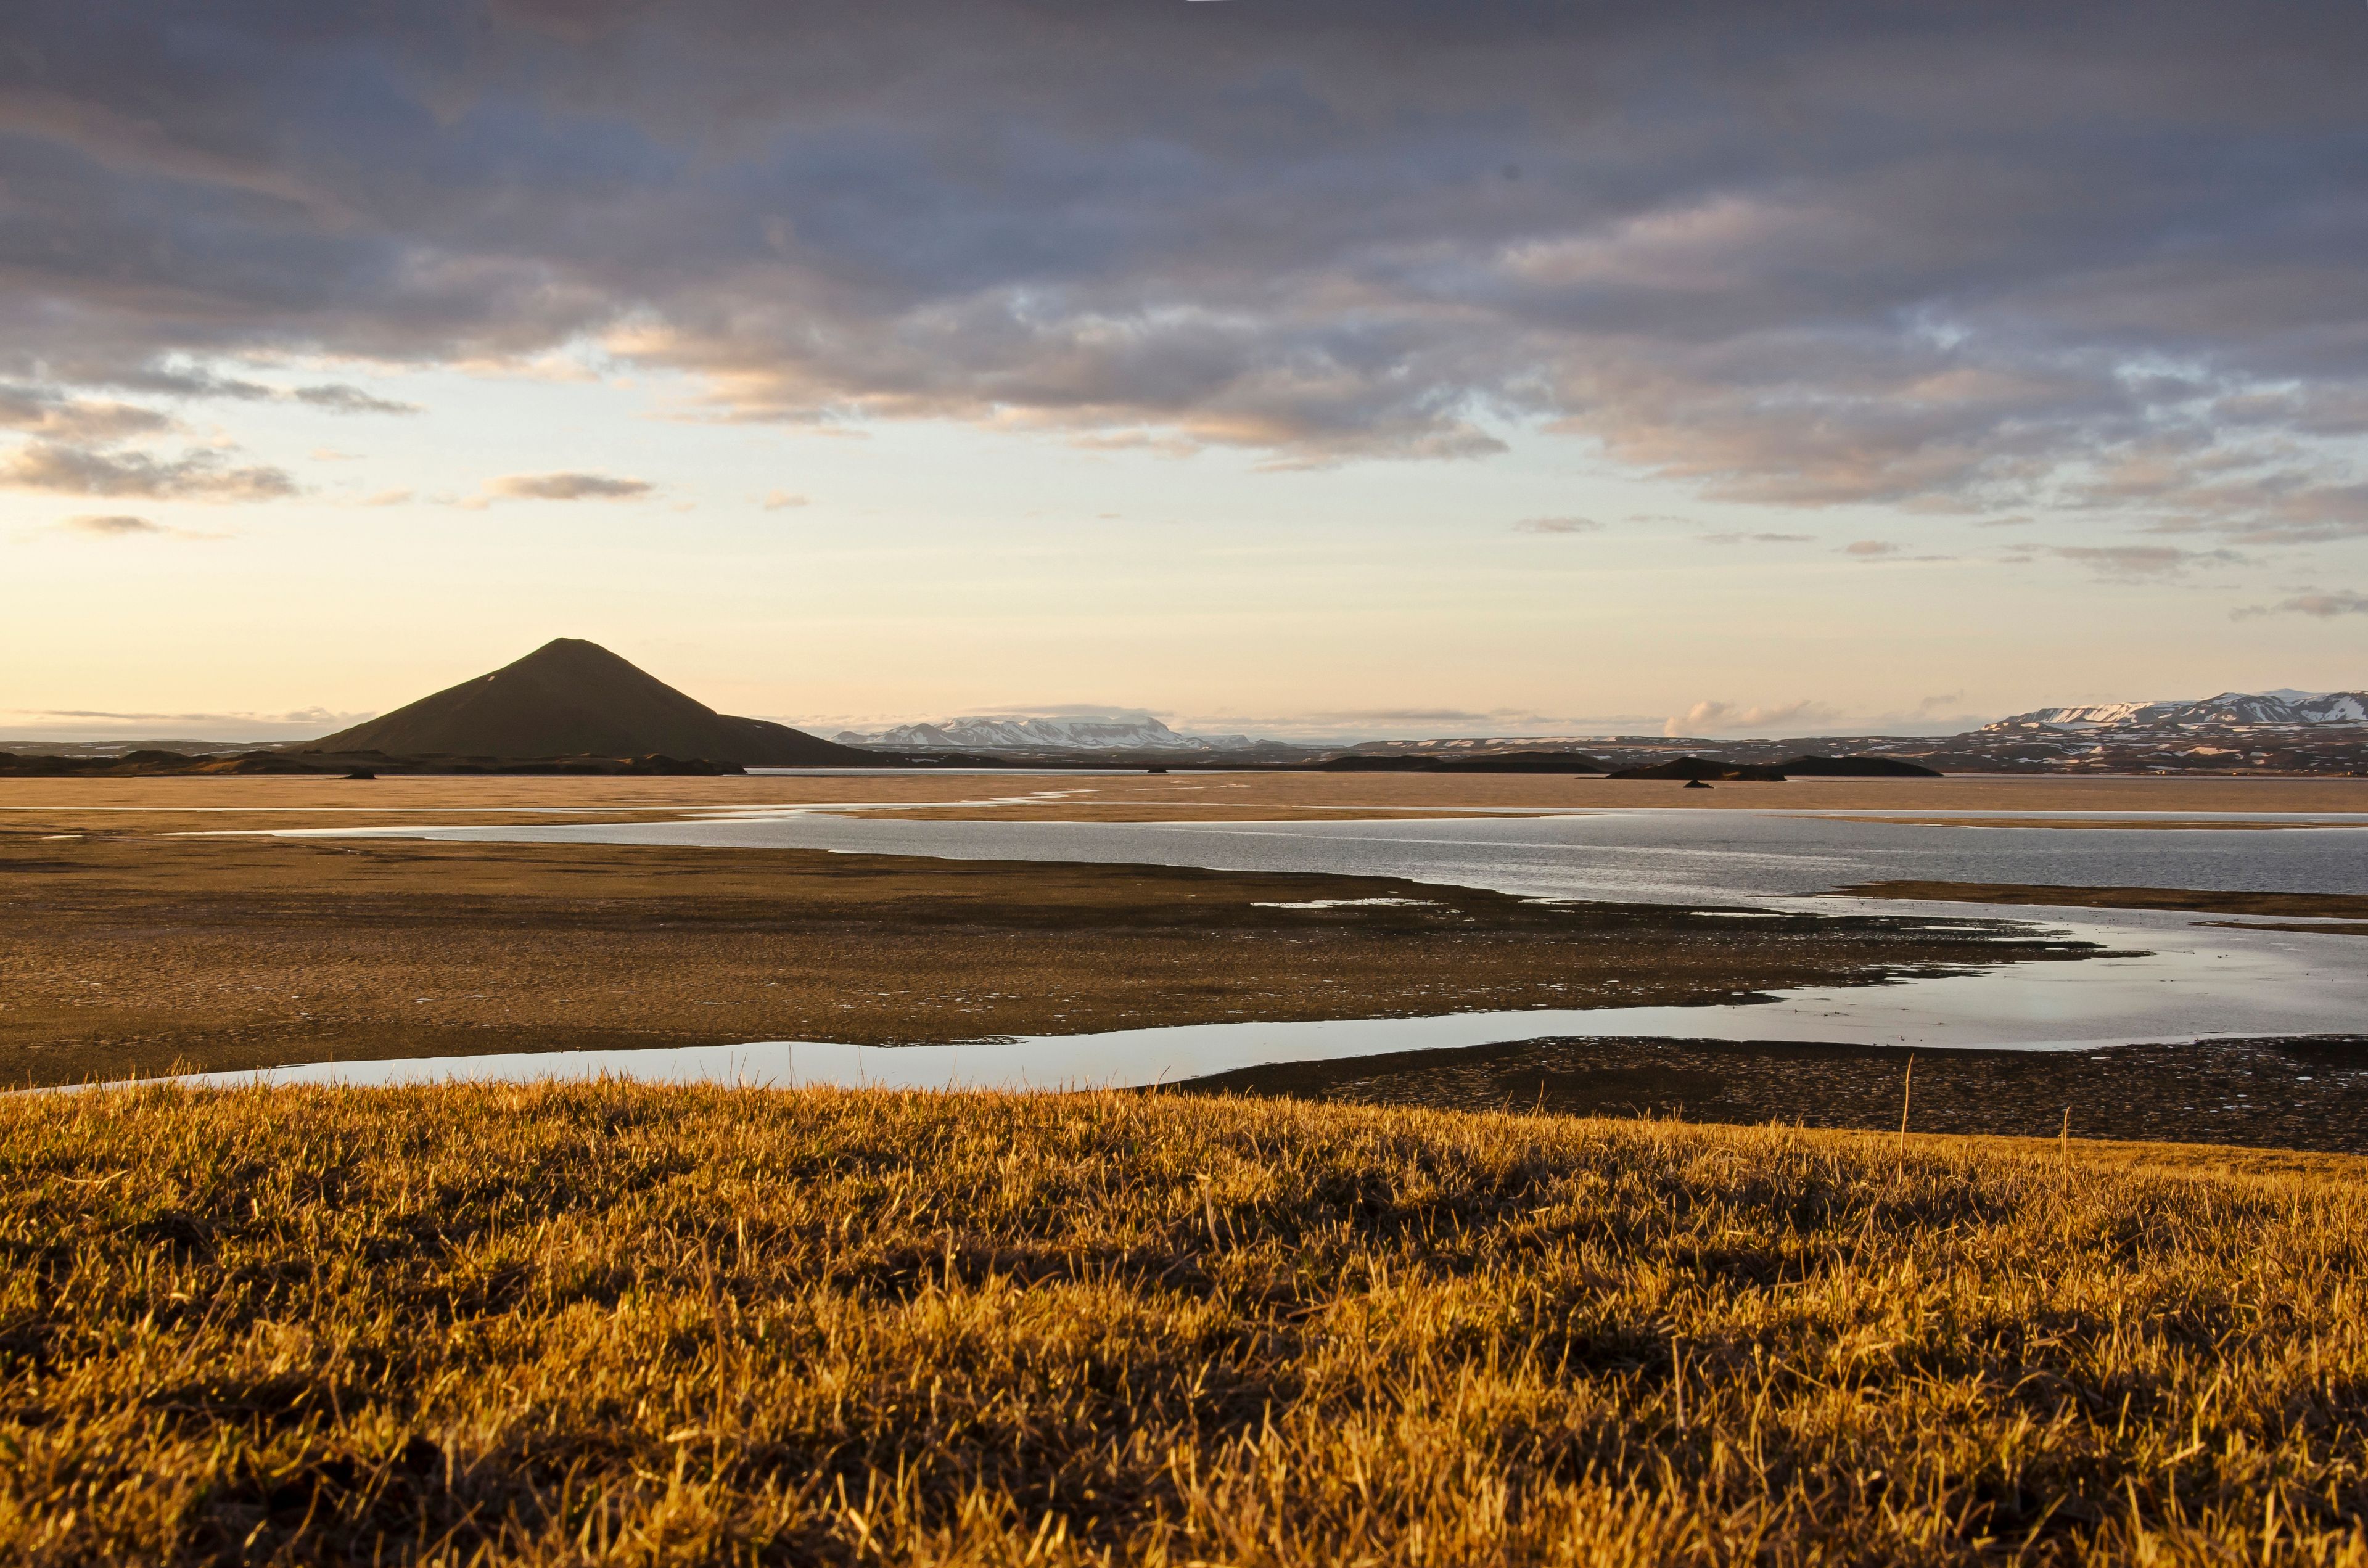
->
left=1664, top=698, right=1840, bottom=737
left=1701, top=531, right=1814, bottom=544
left=41, top=512, right=229, bottom=542
left=2232, top=589, right=2368, bottom=620
left=2049, top=544, right=2243, bottom=580
left=0, top=387, right=174, bottom=442
left=762, top=490, right=808, bottom=510
left=479, top=472, right=652, bottom=502
left=0, top=704, right=369, bottom=742
left=1514, top=515, right=1600, bottom=534
left=0, top=443, right=295, bottom=501
left=291, top=385, right=421, bottom=416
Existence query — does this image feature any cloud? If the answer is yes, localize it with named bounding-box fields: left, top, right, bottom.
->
left=62, top=364, right=280, bottom=402
left=0, top=387, right=173, bottom=442
left=0, top=1, right=2361, bottom=516
left=0, top=704, right=371, bottom=742
left=1701, top=531, right=1814, bottom=544
left=291, top=385, right=421, bottom=416
left=1842, top=540, right=1899, bottom=557
left=480, top=472, right=653, bottom=501
left=1514, top=515, right=1599, bottom=534
left=762, top=489, right=808, bottom=509
left=358, top=488, right=413, bottom=506
left=14, top=705, right=353, bottom=724
left=0, top=442, right=295, bottom=500
left=57, top=514, right=160, bottom=537
left=1664, top=698, right=1840, bottom=737
left=1323, top=708, right=1500, bottom=724
left=2232, top=589, right=2368, bottom=620
left=2049, top=544, right=2243, bottom=580
left=47, top=513, right=224, bottom=541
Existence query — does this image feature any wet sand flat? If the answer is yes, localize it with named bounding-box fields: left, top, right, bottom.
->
left=0, top=832, right=2082, bottom=1086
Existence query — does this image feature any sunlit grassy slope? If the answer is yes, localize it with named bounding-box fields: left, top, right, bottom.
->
left=3, top=1085, right=2364, bottom=1565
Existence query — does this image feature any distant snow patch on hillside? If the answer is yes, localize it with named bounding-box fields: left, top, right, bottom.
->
left=1984, top=691, right=2368, bottom=731
left=832, top=715, right=1259, bottom=750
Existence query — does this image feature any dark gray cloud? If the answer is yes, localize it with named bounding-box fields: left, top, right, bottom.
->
left=0, top=1, right=2363, bottom=525
left=482, top=471, right=651, bottom=501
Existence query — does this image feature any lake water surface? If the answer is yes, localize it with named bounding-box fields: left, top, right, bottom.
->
left=175, top=807, right=2368, bottom=1093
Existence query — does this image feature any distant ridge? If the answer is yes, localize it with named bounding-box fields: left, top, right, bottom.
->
left=1984, top=690, right=2368, bottom=731
left=300, top=639, right=866, bottom=766
left=836, top=715, right=1258, bottom=752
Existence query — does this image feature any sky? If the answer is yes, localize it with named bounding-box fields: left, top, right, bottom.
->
left=4, top=0, right=2366, bottom=744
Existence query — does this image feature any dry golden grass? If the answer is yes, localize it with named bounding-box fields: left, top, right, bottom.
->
left=4, top=1085, right=2365, bottom=1565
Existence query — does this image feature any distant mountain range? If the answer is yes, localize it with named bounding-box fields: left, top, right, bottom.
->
left=10, top=670, right=2366, bottom=775
left=1318, top=688, right=2368, bottom=776
left=834, top=715, right=1265, bottom=752
left=1984, top=690, right=2368, bottom=731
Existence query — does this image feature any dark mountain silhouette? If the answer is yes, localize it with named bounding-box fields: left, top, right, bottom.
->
left=298, top=639, right=866, bottom=766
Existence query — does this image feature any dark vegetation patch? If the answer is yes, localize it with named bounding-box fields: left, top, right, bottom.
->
left=1192, top=1034, right=2368, bottom=1152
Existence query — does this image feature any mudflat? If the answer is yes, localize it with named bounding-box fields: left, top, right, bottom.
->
left=0, top=831, right=2088, bottom=1086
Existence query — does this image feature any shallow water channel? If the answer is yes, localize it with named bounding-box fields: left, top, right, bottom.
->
left=168, top=807, right=2368, bottom=1093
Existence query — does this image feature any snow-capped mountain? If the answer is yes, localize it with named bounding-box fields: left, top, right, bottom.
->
left=833, top=715, right=1257, bottom=751
left=1984, top=690, right=2368, bottom=731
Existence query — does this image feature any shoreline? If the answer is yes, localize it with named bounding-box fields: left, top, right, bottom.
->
left=1188, top=1032, right=2368, bottom=1154
left=0, top=832, right=2084, bottom=1087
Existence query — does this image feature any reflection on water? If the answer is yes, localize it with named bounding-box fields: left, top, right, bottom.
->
left=171, top=807, right=2366, bottom=1093
left=265, top=806, right=2368, bottom=905
left=166, top=905, right=2366, bottom=1093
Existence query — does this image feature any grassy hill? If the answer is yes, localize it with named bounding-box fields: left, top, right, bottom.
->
left=4, top=1085, right=2363, bottom=1563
